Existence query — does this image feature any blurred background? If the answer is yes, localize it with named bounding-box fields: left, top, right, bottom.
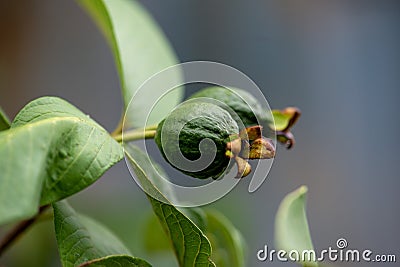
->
left=0, top=0, right=399, bottom=266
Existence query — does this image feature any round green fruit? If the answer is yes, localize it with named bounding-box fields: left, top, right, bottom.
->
left=155, top=100, right=239, bottom=179
left=189, top=86, right=270, bottom=128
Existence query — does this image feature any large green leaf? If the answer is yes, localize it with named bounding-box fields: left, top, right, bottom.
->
left=78, top=0, right=183, bottom=128
left=0, top=97, right=123, bottom=225
left=275, top=186, right=318, bottom=267
left=125, top=145, right=216, bottom=267
left=204, top=210, right=246, bottom=267
left=53, top=201, right=151, bottom=267
left=0, top=106, right=10, bottom=130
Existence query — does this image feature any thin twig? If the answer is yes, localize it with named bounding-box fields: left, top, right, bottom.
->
left=113, top=129, right=156, bottom=143
left=0, top=205, right=50, bottom=256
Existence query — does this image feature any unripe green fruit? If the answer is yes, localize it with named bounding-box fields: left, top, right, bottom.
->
left=189, top=86, right=270, bottom=128
left=155, top=100, right=239, bottom=179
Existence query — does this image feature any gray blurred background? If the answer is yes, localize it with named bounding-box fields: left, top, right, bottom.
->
left=0, top=1, right=399, bottom=266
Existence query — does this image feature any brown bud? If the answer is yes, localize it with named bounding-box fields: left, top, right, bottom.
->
left=276, top=131, right=295, bottom=149
left=226, top=137, right=242, bottom=156
left=281, top=107, right=301, bottom=132
left=234, top=156, right=252, bottom=178
left=239, top=125, right=262, bottom=141
left=239, top=140, right=251, bottom=159
left=248, top=137, right=275, bottom=159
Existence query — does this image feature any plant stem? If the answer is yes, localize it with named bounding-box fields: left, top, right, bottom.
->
left=0, top=205, right=50, bottom=256
left=141, top=124, right=159, bottom=131
left=113, top=129, right=157, bottom=143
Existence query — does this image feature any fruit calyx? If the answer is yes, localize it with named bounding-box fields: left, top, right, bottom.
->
left=272, top=107, right=301, bottom=149
left=225, top=125, right=275, bottom=178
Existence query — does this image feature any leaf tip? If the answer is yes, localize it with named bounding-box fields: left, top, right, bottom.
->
left=297, top=185, right=308, bottom=195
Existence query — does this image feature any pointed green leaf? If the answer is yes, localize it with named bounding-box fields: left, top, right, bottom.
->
left=275, top=186, right=318, bottom=267
left=78, top=0, right=183, bottom=127
left=204, top=210, right=247, bottom=267
left=125, top=145, right=216, bottom=267
left=0, top=97, right=123, bottom=225
left=0, top=106, right=10, bottom=130
left=53, top=201, right=151, bottom=267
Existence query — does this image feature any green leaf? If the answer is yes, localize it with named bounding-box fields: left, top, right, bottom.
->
left=275, top=186, right=318, bottom=267
left=53, top=201, right=151, bottom=267
left=179, top=207, right=208, bottom=233
left=78, top=0, right=183, bottom=127
left=125, top=145, right=216, bottom=267
left=0, top=97, right=123, bottom=225
left=125, top=144, right=175, bottom=202
left=142, top=208, right=207, bottom=253
left=78, top=255, right=151, bottom=267
left=141, top=206, right=246, bottom=267
left=0, top=106, right=10, bottom=130
left=204, top=210, right=247, bottom=267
